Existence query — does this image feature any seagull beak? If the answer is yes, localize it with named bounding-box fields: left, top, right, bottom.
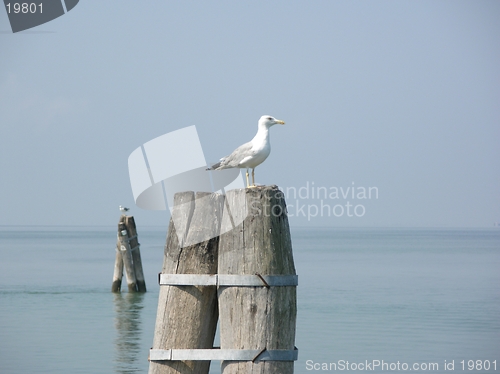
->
left=276, top=119, right=285, bottom=125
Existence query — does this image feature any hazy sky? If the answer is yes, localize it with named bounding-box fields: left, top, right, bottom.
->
left=1, top=1, right=499, bottom=228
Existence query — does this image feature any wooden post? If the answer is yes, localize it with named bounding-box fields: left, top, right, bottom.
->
left=111, top=242, right=124, bottom=292
left=118, top=219, right=138, bottom=292
left=149, top=192, right=223, bottom=374
left=218, top=186, right=297, bottom=374
left=113, top=215, right=147, bottom=293
left=124, top=216, right=147, bottom=292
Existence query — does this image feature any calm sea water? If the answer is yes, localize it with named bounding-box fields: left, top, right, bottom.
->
left=0, top=227, right=499, bottom=373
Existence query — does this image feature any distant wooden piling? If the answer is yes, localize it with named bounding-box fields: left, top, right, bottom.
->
left=111, top=242, right=124, bottom=292
left=218, top=186, right=297, bottom=374
left=124, top=216, right=147, bottom=292
left=112, top=215, right=147, bottom=293
left=119, top=220, right=138, bottom=292
left=149, top=192, right=223, bottom=374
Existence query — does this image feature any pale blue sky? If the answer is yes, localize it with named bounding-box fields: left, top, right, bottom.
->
left=1, top=1, right=499, bottom=227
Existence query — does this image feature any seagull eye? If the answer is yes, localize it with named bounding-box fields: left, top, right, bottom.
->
left=267, top=117, right=273, bottom=120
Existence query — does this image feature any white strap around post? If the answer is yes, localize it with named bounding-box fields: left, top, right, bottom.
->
left=149, top=347, right=299, bottom=362
left=158, top=274, right=298, bottom=287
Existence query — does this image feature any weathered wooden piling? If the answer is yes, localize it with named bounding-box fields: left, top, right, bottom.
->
left=149, top=186, right=297, bottom=374
left=112, top=215, right=147, bottom=293
left=118, top=220, right=138, bottom=292
left=218, top=186, right=297, bottom=374
left=111, top=242, right=124, bottom=292
left=124, top=216, right=147, bottom=292
left=149, top=192, right=224, bottom=374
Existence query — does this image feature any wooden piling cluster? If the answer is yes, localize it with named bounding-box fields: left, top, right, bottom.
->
left=112, top=215, right=147, bottom=293
left=149, top=186, right=297, bottom=374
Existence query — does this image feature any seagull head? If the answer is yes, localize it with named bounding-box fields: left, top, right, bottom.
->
left=258, top=115, right=285, bottom=128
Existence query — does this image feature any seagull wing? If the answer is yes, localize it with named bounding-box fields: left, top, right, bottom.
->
left=217, top=141, right=254, bottom=169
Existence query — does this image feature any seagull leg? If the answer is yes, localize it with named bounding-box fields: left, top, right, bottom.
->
left=246, top=168, right=257, bottom=188
left=245, top=168, right=257, bottom=188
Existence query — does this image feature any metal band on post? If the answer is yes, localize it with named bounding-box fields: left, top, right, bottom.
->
left=149, top=347, right=299, bottom=362
left=158, top=273, right=298, bottom=287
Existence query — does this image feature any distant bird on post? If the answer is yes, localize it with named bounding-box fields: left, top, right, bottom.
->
left=206, top=115, right=285, bottom=188
left=119, top=205, right=130, bottom=213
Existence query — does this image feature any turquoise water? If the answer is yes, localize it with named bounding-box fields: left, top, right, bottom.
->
left=0, top=227, right=499, bottom=373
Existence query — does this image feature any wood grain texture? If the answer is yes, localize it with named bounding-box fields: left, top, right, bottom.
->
left=149, top=192, right=224, bottom=374
left=218, top=186, right=297, bottom=374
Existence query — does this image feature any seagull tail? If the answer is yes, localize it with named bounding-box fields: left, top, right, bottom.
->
left=205, top=157, right=226, bottom=170
left=206, top=160, right=223, bottom=171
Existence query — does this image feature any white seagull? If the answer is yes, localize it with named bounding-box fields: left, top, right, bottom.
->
left=119, top=205, right=130, bottom=213
left=206, top=115, right=285, bottom=188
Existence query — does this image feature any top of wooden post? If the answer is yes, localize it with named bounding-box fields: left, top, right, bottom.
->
left=219, top=185, right=295, bottom=276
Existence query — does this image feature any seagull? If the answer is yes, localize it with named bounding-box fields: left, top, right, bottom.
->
left=206, top=115, right=285, bottom=188
left=119, top=205, right=130, bottom=213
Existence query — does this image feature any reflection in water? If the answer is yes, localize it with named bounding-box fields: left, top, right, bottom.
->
left=113, top=293, right=145, bottom=374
